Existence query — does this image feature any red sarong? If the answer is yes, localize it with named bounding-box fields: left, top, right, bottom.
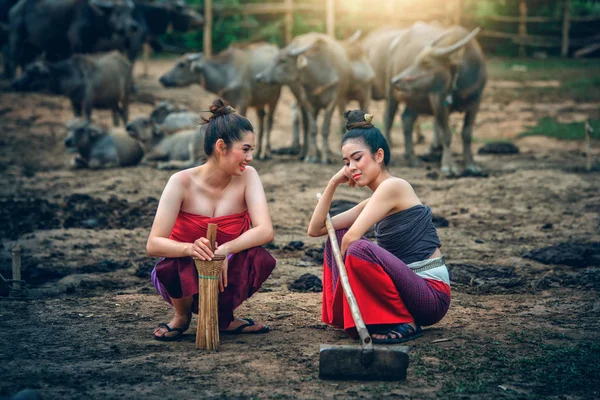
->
left=153, top=210, right=276, bottom=330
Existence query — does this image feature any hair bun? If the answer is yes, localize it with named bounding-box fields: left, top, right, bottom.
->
left=209, top=98, right=236, bottom=116
left=344, top=109, right=374, bottom=131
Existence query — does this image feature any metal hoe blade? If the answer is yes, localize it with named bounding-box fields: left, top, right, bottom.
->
left=319, top=344, right=410, bottom=381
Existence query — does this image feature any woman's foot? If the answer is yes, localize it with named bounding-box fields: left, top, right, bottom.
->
left=220, top=317, right=270, bottom=334
left=370, top=322, right=423, bottom=344
left=153, top=313, right=191, bottom=341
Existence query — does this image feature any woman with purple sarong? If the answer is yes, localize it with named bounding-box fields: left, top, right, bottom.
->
left=147, top=98, right=276, bottom=341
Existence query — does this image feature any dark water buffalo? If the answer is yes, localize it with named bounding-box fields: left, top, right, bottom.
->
left=12, top=51, right=132, bottom=126
left=387, top=23, right=486, bottom=176
left=64, top=118, right=144, bottom=169
left=159, top=43, right=281, bottom=160
left=256, top=33, right=351, bottom=164
left=5, top=0, right=137, bottom=78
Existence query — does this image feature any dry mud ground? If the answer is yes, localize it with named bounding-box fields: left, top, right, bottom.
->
left=0, top=59, right=599, bottom=399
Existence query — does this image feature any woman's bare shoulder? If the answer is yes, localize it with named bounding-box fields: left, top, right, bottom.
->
left=378, top=177, right=413, bottom=193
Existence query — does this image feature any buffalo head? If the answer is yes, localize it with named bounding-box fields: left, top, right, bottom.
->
left=170, top=0, right=204, bottom=31
left=64, top=119, right=105, bottom=150
left=391, top=27, right=481, bottom=93
left=256, top=37, right=324, bottom=85
left=12, top=61, right=51, bottom=91
left=126, top=116, right=163, bottom=143
left=159, top=53, right=203, bottom=87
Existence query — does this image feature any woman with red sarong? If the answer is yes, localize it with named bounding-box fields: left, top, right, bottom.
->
left=308, top=110, right=450, bottom=344
left=148, top=99, right=276, bottom=341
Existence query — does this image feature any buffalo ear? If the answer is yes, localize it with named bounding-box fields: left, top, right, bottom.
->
left=343, top=110, right=351, bottom=119
left=296, top=55, right=308, bottom=70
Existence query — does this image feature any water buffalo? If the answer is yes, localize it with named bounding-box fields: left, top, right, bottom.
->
left=12, top=51, right=132, bottom=126
left=126, top=116, right=205, bottom=169
left=149, top=100, right=199, bottom=134
left=388, top=23, right=487, bottom=176
left=256, top=33, right=351, bottom=164
left=5, top=0, right=138, bottom=78
left=159, top=43, right=281, bottom=160
left=64, top=118, right=144, bottom=169
left=288, top=31, right=374, bottom=154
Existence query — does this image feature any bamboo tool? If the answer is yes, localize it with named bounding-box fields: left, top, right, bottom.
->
left=194, top=223, right=225, bottom=350
left=316, top=193, right=409, bottom=381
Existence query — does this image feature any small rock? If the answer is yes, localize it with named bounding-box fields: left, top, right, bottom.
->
left=475, top=239, right=485, bottom=244
left=541, top=223, right=553, bottom=230
left=283, top=241, right=304, bottom=251
left=478, top=142, right=520, bottom=155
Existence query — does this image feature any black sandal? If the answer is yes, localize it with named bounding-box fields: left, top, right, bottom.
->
left=371, top=323, right=423, bottom=344
left=154, top=323, right=186, bottom=342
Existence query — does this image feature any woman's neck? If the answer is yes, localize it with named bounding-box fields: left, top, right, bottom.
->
left=198, top=158, right=232, bottom=190
left=368, top=169, right=392, bottom=192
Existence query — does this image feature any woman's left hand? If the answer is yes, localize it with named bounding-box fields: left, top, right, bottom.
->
left=214, top=242, right=229, bottom=292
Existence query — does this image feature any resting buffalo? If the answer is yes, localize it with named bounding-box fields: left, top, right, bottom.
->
left=256, top=33, right=351, bottom=164
left=12, top=51, right=132, bottom=126
left=6, top=0, right=138, bottom=78
left=64, top=118, right=144, bottom=169
left=386, top=23, right=487, bottom=176
left=159, top=43, right=281, bottom=160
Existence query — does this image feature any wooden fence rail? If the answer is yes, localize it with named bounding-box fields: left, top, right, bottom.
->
left=197, top=0, right=599, bottom=58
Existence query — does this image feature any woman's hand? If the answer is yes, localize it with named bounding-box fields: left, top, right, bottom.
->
left=330, top=166, right=356, bottom=188
left=215, top=242, right=230, bottom=293
left=188, top=237, right=214, bottom=260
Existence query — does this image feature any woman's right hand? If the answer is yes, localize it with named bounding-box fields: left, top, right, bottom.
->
left=188, top=237, right=214, bottom=260
left=330, top=166, right=355, bottom=188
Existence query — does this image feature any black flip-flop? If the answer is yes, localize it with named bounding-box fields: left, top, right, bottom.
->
left=220, top=318, right=270, bottom=335
left=154, top=323, right=186, bottom=342
left=371, top=323, right=423, bottom=344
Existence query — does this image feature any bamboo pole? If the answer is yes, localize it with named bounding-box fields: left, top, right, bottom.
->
left=561, top=0, right=571, bottom=57
left=585, top=119, right=593, bottom=172
left=518, top=0, right=528, bottom=57
left=284, top=0, right=293, bottom=44
left=204, top=0, right=213, bottom=57
left=326, top=0, right=335, bottom=38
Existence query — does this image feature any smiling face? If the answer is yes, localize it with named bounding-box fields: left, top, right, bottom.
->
left=218, top=131, right=255, bottom=176
left=341, top=138, right=384, bottom=187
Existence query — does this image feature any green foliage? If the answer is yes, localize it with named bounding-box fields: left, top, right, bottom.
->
left=519, top=117, right=600, bottom=141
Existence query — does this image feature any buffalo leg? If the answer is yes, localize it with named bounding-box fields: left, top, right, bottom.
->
left=430, top=93, right=460, bottom=177
left=300, top=106, right=309, bottom=159
left=71, top=99, right=83, bottom=118
left=401, top=108, right=420, bottom=167
left=462, top=98, right=482, bottom=174
left=256, top=108, right=266, bottom=160
left=321, top=100, right=341, bottom=164
left=384, top=96, right=399, bottom=148
left=112, top=108, right=120, bottom=127
left=265, top=98, right=278, bottom=159
left=291, top=102, right=301, bottom=153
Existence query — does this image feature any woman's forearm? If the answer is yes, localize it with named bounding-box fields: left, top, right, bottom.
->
left=146, top=236, right=191, bottom=258
left=218, top=225, right=274, bottom=256
left=307, top=179, right=338, bottom=237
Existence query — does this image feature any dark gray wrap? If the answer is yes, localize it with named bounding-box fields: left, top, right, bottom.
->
left=375, top=205, right=441, bottom=264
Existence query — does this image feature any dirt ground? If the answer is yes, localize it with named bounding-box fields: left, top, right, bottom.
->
left=1, top=58, right=599, bottom=399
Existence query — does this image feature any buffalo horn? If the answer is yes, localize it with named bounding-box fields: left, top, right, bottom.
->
left=431, top=27, right=481, bottom=58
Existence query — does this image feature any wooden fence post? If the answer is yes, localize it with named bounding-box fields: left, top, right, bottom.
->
left=518, top=0, right=528, bottom=57
left=204, top=0, right=213, bottom=57
left=285, top=0, right=293, bottom=44
left=561, top=0, right=571, bottom=57
left=455, top=0, right=463, bottom=25
left=326, top=0, right=335, bottom=37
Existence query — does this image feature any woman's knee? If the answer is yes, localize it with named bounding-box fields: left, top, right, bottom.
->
left=345, top=239, right=374, bottom=258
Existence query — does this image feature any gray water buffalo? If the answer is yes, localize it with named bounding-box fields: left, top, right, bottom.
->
left=387, top=23, right=487, bottom=176
left=5, top=0, right=138, bottom=78
left=159, top=43, right=281, bottom=160
left=256, top=33, right=351, bottom=164
left=126, top=116, right=205, bottom=169
left=64, top=118, right=143, bottom=169
left=12, top=51, right=132, bottom=126
left=149, top=100, right=199, bottom=134
left=288, top=31, right=374, bottom=153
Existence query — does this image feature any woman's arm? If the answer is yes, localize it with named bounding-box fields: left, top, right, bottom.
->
left=307, top=166, right=368, bottom=237
left=215, top=167, right=274, bottom=256
left=340, top=179, right=412, bottom=254
left=146, top=173, right=213, bottom=259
